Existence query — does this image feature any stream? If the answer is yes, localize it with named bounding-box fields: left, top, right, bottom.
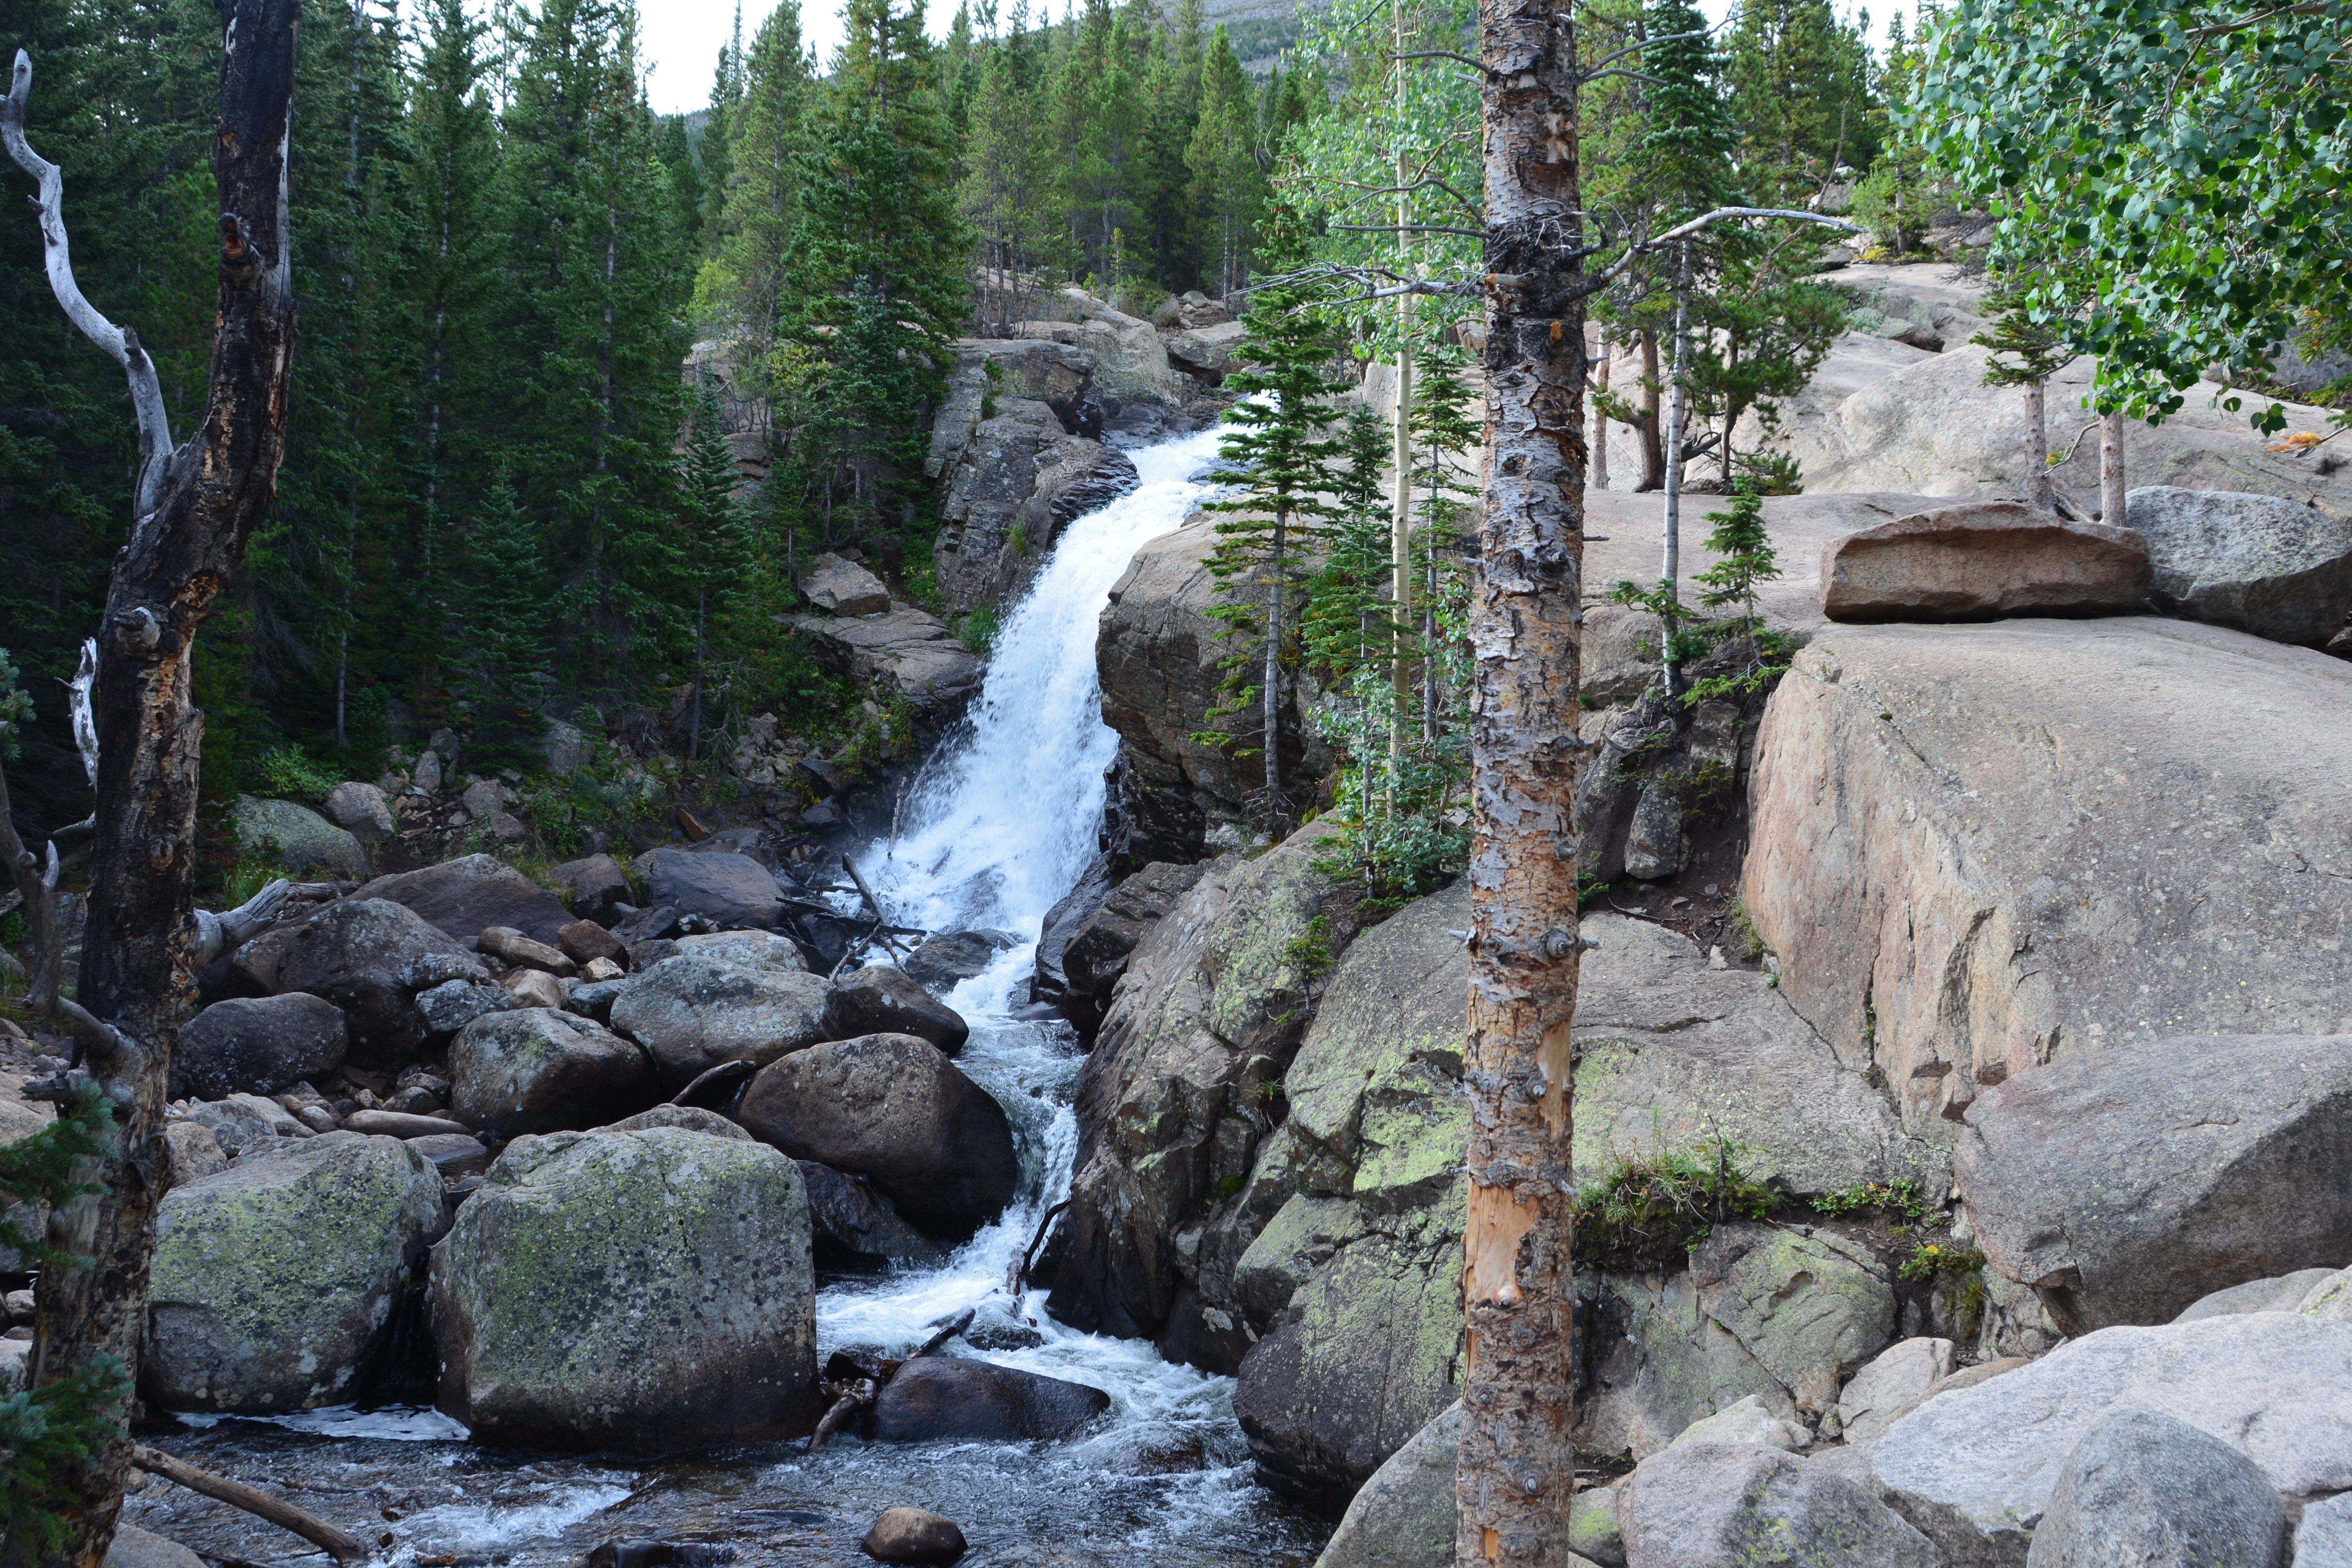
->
left=126, top=424, right=1331, bottom=1567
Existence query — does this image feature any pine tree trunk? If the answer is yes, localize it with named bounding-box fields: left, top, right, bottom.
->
left=1389, top=0, right=1415, bottom=806
left=1637, top=328, right=1664, bottom=490
left=30, top=4, right=299, bottom=1562
left=1264, top=504, right=1286, bottom=824
left=1458, top=0, right=1587, bottom=1555
left=690, top=586, right=706, bottom=761
left=2100, top=410, right=2126, bottom=526
left=2023, top=381, right=2054, bottom=511
left=1590, top=334, right=1610, bottom=490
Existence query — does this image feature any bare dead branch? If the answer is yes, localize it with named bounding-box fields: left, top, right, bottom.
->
left=132, top=1446, right=371, bottom=1566
left=1580, top=27, right=1712, bottom=74
left=1642, top=206, right=1865, bottom=248
left=0, top=54, right=174, bottom=517
left=0, top=752, right=127, bottom=1064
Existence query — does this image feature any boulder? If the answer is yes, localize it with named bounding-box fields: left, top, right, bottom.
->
left=862, top=1508, right=967, bottom=1567
left=602, top=1104, right=749, bottom=1140
left=792, top=606, right=984, bottom=722
left=343, top=1108, right=469, bottom=1138
left=503, top=967, right=565, bottom=1009
left=933, top=397, right=1140, bottom=617
left=1870, top=1314, right=2352, bottom=1563
left=176, top=1092, right=310, bottom=1158
left=1743, top=618, right=2352, bottom=1128
left=1956, top=1033, right=2352, bottom=1334
left=803, top=552, right=892, bottom=617
left=407, top=1132, right=490, bottom=1177
left=320, top=781, right=395, bottom=846
left=1818, top=503, right=2151, bottom=622
left=104, top=1527, right=207, bottom=1568
left=2299, top=1495, right=2352, bottom=1567
left=2174, top=1267, right=2342, bottom=1323
left=414, top=978, right=515, bottom=1038
left=558, top=919, right=627, bottom=968
left=902, top=929, right=1020, bottom=991
left=547, top=854, right=633, bottom=924
left=542, top=719, right=588, bottom=777
left=636, top=847, right=783, bottom=930
left=2127, top=485, right=2352, bottom=645
left=1041, top=860, right=1209, bottom=1032
left=1164, top=320, right=1247, bottom=384
left=673, top=929, right=805, bottom=971
left=1310, top=1401, right=1460, bottom=1568
left=736, top=1033, right=1017, bottom=1239
left=799, top=1160, right=947, bottom=1270
left=355, top=853, right=573, bottom=948
left=448, top=1007, right=656, bottom=1137
left=172, top=993, right=347, bottom=1100
left=2023, top=1408, right=2286, bottom=1568
left=161, top=1121, right=228, bottom=1188
left=868, top=1356, right=1110, bottom=1442
left=479, top=925, right=575, bottom=975
left=1671, top=1393, right=1809, bottom=1452
left=1619, top=1443, right=1941, bottom=1568
left=608, top=954, right=836, bottom=1089
left=146, top=1131, right=445, bottom=1411
left=430, top=1126, right=819, bottom=1449
left=1836, top=1338, right=1956, bottom=1447
left=831, top=965, right=969, bottom=1054
left=228, top=796, right=370, bottom=879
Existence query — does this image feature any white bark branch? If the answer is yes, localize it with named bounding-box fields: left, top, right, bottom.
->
left=67, top=637, right=97, bottom=788
left=1, top=50, right=174, bottom=518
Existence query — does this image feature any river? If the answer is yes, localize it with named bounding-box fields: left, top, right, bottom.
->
left=125, top=424, right=1332, bottom=1568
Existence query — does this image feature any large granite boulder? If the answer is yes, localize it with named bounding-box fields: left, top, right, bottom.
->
left=231, top=898, right=488, bottom=1065
left=172, top=993, right=347, bottom=1100
left=2127, top=485, right=2352, bottom=645
left=1310, top=1401, right=1462, bottom=1568
left=636, top=847, right=782, bottom=930
left=448, top=1007, right=657, bottom=1137
left=830, top=964, right=969, bottom=1054
left=546, top=852, right=633, bottom=924
left=608, top=953, right=836, bottom=1089
left=146, top=1132, right=445, bottom=1412
left=1871, top=1314, right=2352, bottom=1564
left=869, top=1356, right=1110, bottom=1442
left=1818, top=502, right=2151, bottom=622
left=792, top=605, right=984, bottom=722
left=736, top=1033, right=1017, bottom=1239
left=802, top=551, right=891, bottom=616
left=319, top=780, right=395, bottom=846
left=673, top=928, right=806, bottom=972
left=430, top=1126, right=819, bottom=1449
left=1743, top=618, right=2352, bottom=1127
left=903, top=929, right=1021, bottom=990
left=1619, top=1443, right=1940, bottom=1568
left=2024, top=1408, right=2287, bottom=1568
left=228, top=796, right=370, bottom=880
left=799, top=1160, right=946, bottom=1270
left=354, top=853, right=573, bottom=947
left=1957, top=1033, right=2352, bottom=1335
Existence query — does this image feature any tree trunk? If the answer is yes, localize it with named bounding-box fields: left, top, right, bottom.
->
left=1458, top=0, right=1587, bottom=1556
left=1637, top=328, right=1664, bottom=490
left=27, top=4, right=299, bottom=1562
left=2100, top=409, right=2126, bottom=526
left=2023, top=381, right=2054, bottom=511
left=1659, top=245, right=1690, bottom=694
left=1389, top=0, right=1415, bottom=806
left=1264, top=505, right=1286, bottom=825
left=690, top=585, right=706, bottom=761
left=1590, top=333, right=1611, bottom=490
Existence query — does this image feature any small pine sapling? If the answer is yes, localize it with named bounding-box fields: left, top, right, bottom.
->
left=1972, top=270, right=2078, bottom=512
left=1685, top=483, right=1791, bottom=701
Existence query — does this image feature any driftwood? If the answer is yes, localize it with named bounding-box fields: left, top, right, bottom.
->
left=806, top=1306, right=978, bottom=1450
left=131, top=1446, right=370, bottom=1566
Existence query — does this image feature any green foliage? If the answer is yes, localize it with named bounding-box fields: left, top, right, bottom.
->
left=1724, top=0, right=1880, bottom=206
left=957, top=606, right=1000, bottom=656
left=1575, top=1138, right=1776, bottom=1273
left=1685, top=485, right=1794, bottom=702
left=253, top=744, right=342, bottom=806
left=1280, top=914, right=1336, bottom=980
left=0, top=651, right=31, bottom=762
left=1898, top=1239, right=1986, bottom=1284
left=1810, top=1177, right=1930, bottom=1222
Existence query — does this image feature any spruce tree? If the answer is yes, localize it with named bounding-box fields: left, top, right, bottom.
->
left=960, top=39, right=1048, bottom=327
left=1724, top=0, right=1878, bottom=205
left=1185, top=26, right=1261, bottom=295
left=704, top=0, right=813, bottom=371
left=663, top=384, right=753, bottom=758
left=1196, top=278, right=1344, bottom=825
left=453, top=479, right=553, bottom=766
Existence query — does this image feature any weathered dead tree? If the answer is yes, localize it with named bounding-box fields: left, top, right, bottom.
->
left=3, top=1, right=300, bottom=1562
left=1457, top=0, right=1590, bottom=1558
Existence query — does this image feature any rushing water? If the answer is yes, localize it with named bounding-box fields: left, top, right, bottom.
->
left=128, top=422, right=1329, bottom=1568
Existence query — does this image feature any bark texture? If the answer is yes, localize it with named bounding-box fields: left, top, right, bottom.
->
left=27, top=3, right=300, bottom=1562
left=2100, top=410, right=2127, bottom=525
left=1457, top=0, right=1587, bottom=1559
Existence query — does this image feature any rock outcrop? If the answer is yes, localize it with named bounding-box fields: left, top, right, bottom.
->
left=1817, top=502, right=2151, bottom=622
left=1744, top=618, right=2352, bottom=1127
left=146, top=1132, right=445, bottom=1411
left=431, top=1126, right=819, bottom=1449
left=933, top=394, right=1140, bottom=617
left=793, top=603, right=984, bottom=723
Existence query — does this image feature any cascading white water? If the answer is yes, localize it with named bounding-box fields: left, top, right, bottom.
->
left=869, top=423, right=1227, bottom=937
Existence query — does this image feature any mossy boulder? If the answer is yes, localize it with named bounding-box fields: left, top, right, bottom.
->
left=448, top=1006, right=656, bottom=1136
left=429, top=1125, right=819, bottom=1450
left=228, top=796, right=370, bottom=880
left=608, top=954, right=837, bottom=1090
left=146, top=1131, right=445, bottom=1412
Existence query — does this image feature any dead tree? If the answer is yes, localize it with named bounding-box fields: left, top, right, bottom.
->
left=2, top=1, right=300, bottom=1562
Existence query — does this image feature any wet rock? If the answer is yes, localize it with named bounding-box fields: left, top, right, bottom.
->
left=861, top=1507, right=967, bottom=1566
left=673, top=929, right=805, bottom=972
left=960, top=1300, right=1046, bottom=1350
left=356, top=853, right=573, bottom=947
left=547, top=854, right=634, bottom=924
left=933, top=396, right=1140, bottom=617
left=1620, top=1442, right=1940, bottom=1568
left=104, top=1526, right=208, bottom=1568
left=584, top=1542, right=734, bottom=1568
left=799, top=1160, right=947, bottom=1270
left=737, top=1033, right=1016, bottom=1239
left=1045, top=860, right=1209, bottom=1033
left=233, top=899, right=488, bottom=1064
left=2128, top=485, right=2352, bottom=645
left=449, top=1007, right=655, bottom=1137
left=902, top=930, right=1020, bottom=990
left=637, top=848, right=783, bottom=931
left=415, top=978, right=516, bottom=1038
left=1836, top=1338, right=1955, bottom=1447
left=1818, top=502, right=2151, bottom=622
left=321, top=780, right=396, bottom=846
left=1871, top=1314, right=2352, bottom=1563
left=1743, top=619, right=2352, bottom=1128
left=431, top=1126, right=819, bottom=1449
left=2025, top=1408, right=2286, bottom=1568
left=229, top=795, right=371, bottom=879
left=172, top=993, right=348, bottom=1100
left=608, top=954, right=836, bottom=1090
left=869, top=1357, right=1110, bottom=1442
left=147, top=1131, right=445, bottom=1411
left=1956, top=1032, right=2352, bottom=1334
left=1311, top=1399, right=1460, bottom=1568
left=831, top=965, right=969, bottom=1054
left=804, top=552, right=892, bottom=617
left=557, top=919, right=627, bottom=969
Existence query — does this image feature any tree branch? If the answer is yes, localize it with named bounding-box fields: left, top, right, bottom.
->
left=1642, top=206, right=1865, bottom=248
left=131, top=1446, right=370, bottom=1567
left=0, top=53, right=174, bottom=519
left=1580, top=28, right=1712, bottom=75
left=0, top=750, right=127, bottom=1066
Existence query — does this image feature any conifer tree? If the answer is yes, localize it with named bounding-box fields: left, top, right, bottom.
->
left=1185, top=26, right=1262, bottom=295
left=1196, top=278, right=1344, bottom=824
left=1303, top=404, right=1396, bottom=681
left=1724, top=0, right=1878, bottom=205
left=664, top=384, right=753, bottom=757
left=698, top=4, right=747, bottom=256
left=453, top=479, right=553, bottom=766
left=960, top=36, right=1048, bottom=324
left=704, top=0, right=813, bottom=378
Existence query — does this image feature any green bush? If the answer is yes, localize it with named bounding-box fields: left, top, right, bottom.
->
left=253, top=743, right=341, bottom=805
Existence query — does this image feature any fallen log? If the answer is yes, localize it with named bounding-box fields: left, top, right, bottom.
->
left=131, top=1444, right=372, bottom=1566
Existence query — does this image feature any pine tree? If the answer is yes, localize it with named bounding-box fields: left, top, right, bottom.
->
left=698, top=4, right=747, bottom=256
left=453, top=480, right=553, bottom=767
left=1195, top=281, right=1344, bottom=825
left=703, top=0, right=812, bottom=369
left=664, top=384, right=753, bottom=757
left=1185, top=25, right=1262, bottom=295
left=1303, top=404, right=1396, bottom=682
left=960, top=39, right=1048, bottom=328
left=1724, top=0, right=1878, bottom=206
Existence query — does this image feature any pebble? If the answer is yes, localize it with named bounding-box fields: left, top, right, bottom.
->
left=861, top=1508, right=966, bottom=1566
